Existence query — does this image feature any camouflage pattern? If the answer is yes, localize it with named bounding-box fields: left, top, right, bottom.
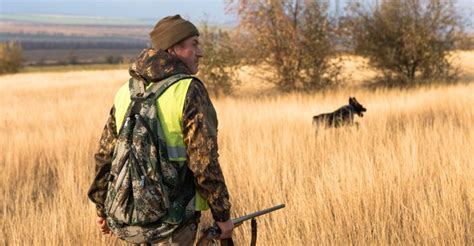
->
left=106, top=197, right=197, bottom=244
left=88, top=107, right=117, bottom=218
left=182, top=80, right=231, bottom=222
left=104, top=74, right=200, bottom=243
left=88, top=48, right=231, bottom=243
left=131, top=211, right=201, bottom=245
left=129, top=49, right=191, bottom=84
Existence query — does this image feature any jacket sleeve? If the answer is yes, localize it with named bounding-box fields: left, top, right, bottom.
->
left=182, top=79, right=231, bottom=222
left=87, top=107, right=117, bottom=218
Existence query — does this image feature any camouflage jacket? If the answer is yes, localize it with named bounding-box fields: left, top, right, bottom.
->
left=88, top=49, right=231, bottom=222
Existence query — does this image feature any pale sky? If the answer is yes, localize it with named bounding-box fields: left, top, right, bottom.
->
left=0, top=0, right=233, bottom=25
left=0, top=0, right=472, bottom=27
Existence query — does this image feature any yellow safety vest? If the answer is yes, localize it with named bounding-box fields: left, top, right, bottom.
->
left=113, top=77, right=209, bottom=211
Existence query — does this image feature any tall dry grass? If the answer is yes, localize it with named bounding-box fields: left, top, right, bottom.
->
left=1, top=54, right=473, bottom=245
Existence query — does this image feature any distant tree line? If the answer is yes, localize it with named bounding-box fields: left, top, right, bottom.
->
left=0, top=32, right=147, bottom=44
left=19, top=40, right=146, bottom=50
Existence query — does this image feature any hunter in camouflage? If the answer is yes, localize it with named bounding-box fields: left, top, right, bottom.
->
left=88, top=15, right=233, bottom=245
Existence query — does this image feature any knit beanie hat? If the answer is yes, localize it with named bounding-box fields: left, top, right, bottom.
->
left=149, top=15, right=200, bottom=50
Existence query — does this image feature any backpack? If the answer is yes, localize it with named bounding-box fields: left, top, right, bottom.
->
left=104, top=74, right=196, bottom=243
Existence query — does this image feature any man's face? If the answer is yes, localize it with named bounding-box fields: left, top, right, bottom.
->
left=169, top=36, right=203, bottom=75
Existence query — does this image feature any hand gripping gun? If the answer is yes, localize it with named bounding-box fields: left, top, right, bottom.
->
left=197, top=204, right=285, bottom=246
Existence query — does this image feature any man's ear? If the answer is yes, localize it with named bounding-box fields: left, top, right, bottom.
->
left=167, top=46, right=176, bottom=55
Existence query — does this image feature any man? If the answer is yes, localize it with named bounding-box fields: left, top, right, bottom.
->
left=88, top=15, right=233, bottom=245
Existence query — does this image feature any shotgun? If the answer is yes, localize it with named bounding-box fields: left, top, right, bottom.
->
left=197, top=204, right=285, bottom=245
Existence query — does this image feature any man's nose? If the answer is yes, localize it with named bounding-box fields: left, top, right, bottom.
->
left=197, top=47, right=204, bottom=57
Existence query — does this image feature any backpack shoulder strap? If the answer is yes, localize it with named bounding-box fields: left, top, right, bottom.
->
left=145, top=74, right=197, bottom=99
left=125, top=74, right=196, bottom=117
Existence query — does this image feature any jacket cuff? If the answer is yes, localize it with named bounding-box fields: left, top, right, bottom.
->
left=96, top=205, right=106, bottom=218
left=212, top=209, right=231, bottom=222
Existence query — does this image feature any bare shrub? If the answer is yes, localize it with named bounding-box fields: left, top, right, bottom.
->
left=198, top=21, right=241, bottom=97
left=105, top=55, right=123, bottom=64
left=0, top=41, right=23, bottom=74
left=456, top=34, right=474, bottom=50
left=67, top=50, right=79, bottom=65
left=227, top=0, right=342, bottom=92
left=344, top=0, right=464, bottom=86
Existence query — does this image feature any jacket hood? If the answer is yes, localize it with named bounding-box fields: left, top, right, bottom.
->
left=129, top=48, right=191, bottom=83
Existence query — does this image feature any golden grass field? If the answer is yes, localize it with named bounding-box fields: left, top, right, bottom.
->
left=1, top=51, right=473, bottom=245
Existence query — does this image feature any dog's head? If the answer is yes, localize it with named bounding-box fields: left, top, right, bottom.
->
left=349, top=97, right=367, bottom=117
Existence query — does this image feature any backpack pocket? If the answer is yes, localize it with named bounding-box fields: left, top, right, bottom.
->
left=130, top=174, right=167, bottom=224
left=105, top=148, right=168, bottom=226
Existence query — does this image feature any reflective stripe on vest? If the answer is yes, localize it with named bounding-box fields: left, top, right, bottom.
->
left=113, top=77, right=209, bottom=211
left=155, top=78, right=191, bottom=162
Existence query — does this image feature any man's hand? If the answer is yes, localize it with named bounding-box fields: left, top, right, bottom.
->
left=96, top=217, right=112, bottom=235
left=216, top=220, right=234, bottom=239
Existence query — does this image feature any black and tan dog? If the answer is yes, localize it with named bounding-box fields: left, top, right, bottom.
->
left=312, top=97, right=367, bottom=127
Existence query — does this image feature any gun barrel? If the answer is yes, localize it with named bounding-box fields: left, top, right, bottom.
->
left=232, top=204, right=285, bottom=225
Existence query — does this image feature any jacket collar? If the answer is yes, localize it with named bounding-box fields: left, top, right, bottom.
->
left=129, top=48, right=191, bottom=84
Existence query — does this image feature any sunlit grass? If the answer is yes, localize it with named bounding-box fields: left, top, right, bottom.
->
left=0, top=53, right=473, bottom=245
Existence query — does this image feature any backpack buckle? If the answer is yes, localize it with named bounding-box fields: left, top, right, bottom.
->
left=105, top=173, right=115, bottom=182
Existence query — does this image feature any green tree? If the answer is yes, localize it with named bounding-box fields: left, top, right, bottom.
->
left=198, top=22, right=240, bottom=97
left=345, top=0, right=463, bottom=85
left=0, top=42, right=23, bottom=74
left=227, top=0, right=342, bottom=91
